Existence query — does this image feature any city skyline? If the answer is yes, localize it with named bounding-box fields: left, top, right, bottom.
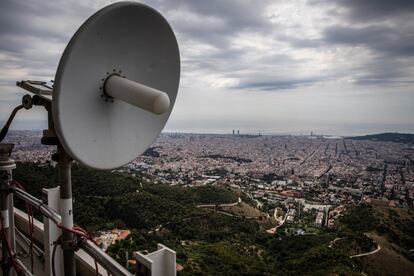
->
left=1, top=0, right=414, bottom=136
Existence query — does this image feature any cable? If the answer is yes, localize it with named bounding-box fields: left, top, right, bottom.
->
left=57, top=224, right=99, bottom=276
left=51, top=235, right=99, bottom=276
left=11, top=180, right=34, bottom=273
left=0, top=180, right=26, bottom=274
left=11, top=179, right=103, bottom=276
left=28, top=201, right=34, bottom=273
left=0, top=210, right=21, bottom=274
left=51, top=235, right=60, bottom=276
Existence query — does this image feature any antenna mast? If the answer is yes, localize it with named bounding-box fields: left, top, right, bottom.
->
left=0, top=2, right=180, bottom=275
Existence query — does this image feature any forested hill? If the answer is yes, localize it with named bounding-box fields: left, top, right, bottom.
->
left=11, top=162, right=414, bottom=275
left=12, top=162, right=238, bottom=231
left=347, top=133, right=414, bottom=144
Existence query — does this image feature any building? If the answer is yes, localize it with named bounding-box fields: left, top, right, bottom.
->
left=286, top=209, right=296, bottom=224
left=314, top=210, right=324, bottom=227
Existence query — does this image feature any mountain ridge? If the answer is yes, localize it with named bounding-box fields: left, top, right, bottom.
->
left=347, top=132, right=414, bottom=144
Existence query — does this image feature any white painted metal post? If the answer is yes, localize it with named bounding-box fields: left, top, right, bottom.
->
left=43, top=187, right=64, bottom=276
left=57, top=145, right=75, bottom=276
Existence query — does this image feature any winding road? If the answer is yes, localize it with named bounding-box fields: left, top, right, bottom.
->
left=329, top=236, right=382, bottom=258
left=350, top=244, right=381, bottom=258
left=196, top=197, right=241, bottom=208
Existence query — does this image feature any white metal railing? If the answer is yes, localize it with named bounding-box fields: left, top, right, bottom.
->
left=7, top=184, right=133, bottom=276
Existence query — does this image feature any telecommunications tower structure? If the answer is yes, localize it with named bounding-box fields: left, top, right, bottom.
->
left=0, top=2, right=180, bottom=276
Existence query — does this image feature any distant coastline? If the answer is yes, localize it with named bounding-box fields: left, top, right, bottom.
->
left=346, top=133, right=414, bottom=144
left=6, top=129, right=414, bottom=142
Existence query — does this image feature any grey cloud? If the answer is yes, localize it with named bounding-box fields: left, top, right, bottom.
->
left=146, top=0, right=287, bottom=92
left=152, top=0, right=330, bottom=92
left=302, top=0, right=414, bottom=57
left=329, top=0, right=414, bottom=21
left=151, top=0, right=274, bottom=49
left=0, top=0, right=92, bottom=41
left=235, top=76, right=324, bottom=91
left=320, top=23, right=414, bottom=85
left=153, top=0, right=271, bottom=30
left=348, top=55, right=414, bottom=86
left=284, top=0, right=414, bottom=87
left=288, top=38, right=321, bottom=49
left=0, top=0, right=94, bottom=89
left=308, top=0, right=414, bottom=22
left=256, top=54, right=301, bottom=66
left=178, top=0, right=271, bottom=32
left=323, top=25, right=414, bottom=57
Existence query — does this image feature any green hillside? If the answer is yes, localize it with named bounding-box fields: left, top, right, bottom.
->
left=12, top=162, right=414, bottom=275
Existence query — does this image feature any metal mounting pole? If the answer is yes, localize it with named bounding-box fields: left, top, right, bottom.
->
left=57, top=144, right=75, bottom=276
left=0, top=143, right=16, bottom=276
left=1, top=193, right=11, bottom=276
left=8, top=193, right=16, bottom=255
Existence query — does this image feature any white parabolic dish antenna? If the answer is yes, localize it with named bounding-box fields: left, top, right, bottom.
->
left=53, top=2, right=180, bottom=169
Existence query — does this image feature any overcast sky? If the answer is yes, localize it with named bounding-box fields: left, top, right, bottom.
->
left=1, top=0, right=414, bottom=135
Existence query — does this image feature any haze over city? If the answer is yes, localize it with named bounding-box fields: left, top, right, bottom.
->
left=1, top=0, right=414, bottom=135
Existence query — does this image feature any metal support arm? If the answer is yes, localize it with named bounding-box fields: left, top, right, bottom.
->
left=0, top=105, right=24, bottom=142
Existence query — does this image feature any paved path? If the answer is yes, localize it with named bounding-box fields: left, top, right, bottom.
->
left=266, top=207, right=288, bottom=234
left=328, top=237, right=344, bottom=248
left=350, top=244, right=381, bottom=258
left=329, top=235, right=381, bottom=257
left=273, top=208, right=278, bottom=220
left=197, top=197, right=261, bottom=218
left=197, top=197, right=241, bottom=208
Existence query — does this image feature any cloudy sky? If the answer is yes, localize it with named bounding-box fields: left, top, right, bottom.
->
left=1, top=0, right=414, bottom=135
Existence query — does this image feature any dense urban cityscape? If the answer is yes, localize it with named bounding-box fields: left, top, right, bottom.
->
left=135, top=132, right=414, bottom=207
left=7, top=130, right=414, bottom=228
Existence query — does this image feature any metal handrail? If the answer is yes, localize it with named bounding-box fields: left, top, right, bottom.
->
left=15, top=258, right=34, bottom=276
left=80, top=240, right=133, bottom=276
left=8, top=184, right=133, bottom=276
left=10, top=185, right=61, bottom=225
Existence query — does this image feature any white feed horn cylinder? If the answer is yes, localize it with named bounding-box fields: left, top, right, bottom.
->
left=105, top=75, right=170, bottom=114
